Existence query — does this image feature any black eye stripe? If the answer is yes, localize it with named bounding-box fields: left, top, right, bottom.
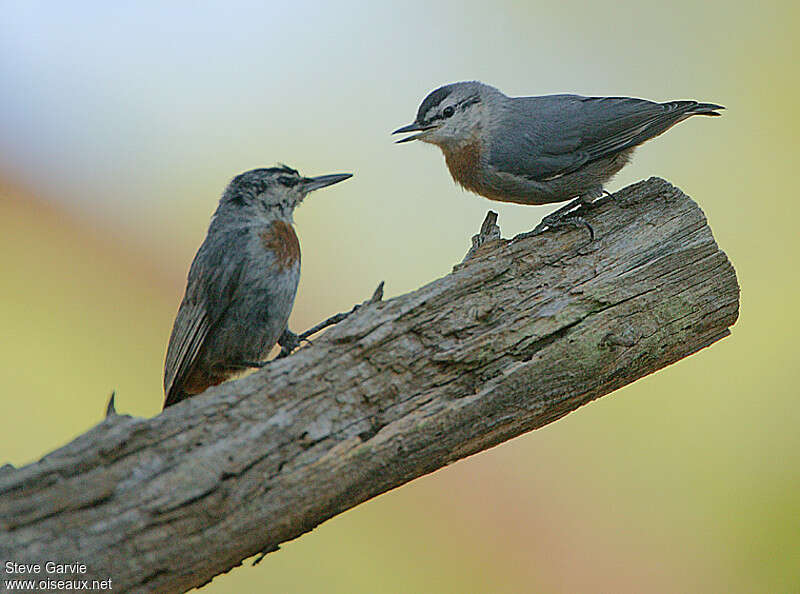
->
left=416, top=86, right=453, bottom=121
left=461, top=96, right=480, bottom=109
left=422, top=95, right=480, bottom=125
left=277, top=176, right=299, bottom=187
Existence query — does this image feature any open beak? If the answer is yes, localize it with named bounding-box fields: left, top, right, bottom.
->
left=301, top=173, right=353, bottom=193
left=392, top=122, right=437, bottom=144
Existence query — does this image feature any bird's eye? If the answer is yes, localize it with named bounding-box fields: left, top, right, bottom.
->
left=443, top=106, right=455, bottom=118
left=277, top=176, right=298, bottom=187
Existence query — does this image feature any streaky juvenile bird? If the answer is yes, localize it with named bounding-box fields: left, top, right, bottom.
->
left=393, top=81, right=723, bottom=225
left=163, top=165, right=352, bottom=408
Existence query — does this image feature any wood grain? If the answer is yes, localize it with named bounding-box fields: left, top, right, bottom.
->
left=0, top=177, right=740, bottom=592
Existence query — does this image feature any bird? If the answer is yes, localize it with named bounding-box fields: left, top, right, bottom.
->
left=163, top=165, right=352, bottom=408
left=392, top=81, right=723, bottom=229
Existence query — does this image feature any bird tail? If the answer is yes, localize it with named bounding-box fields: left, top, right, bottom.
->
left=163, top=387, right=189, bottom=409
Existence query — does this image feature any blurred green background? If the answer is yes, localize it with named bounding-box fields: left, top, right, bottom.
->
left=1, top=1, right=798, bottom=592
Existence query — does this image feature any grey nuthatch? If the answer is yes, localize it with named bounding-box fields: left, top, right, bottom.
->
left=163, top=165, right=352, bottom=408
left=393, top=81, right=723, bottom=227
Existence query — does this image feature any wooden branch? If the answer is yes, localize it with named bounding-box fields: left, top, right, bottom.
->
left=0, top=178, right=740, bottom=592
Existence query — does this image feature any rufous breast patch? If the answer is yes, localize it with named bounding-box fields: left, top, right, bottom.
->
left=260, top=220, right=301, bottom=270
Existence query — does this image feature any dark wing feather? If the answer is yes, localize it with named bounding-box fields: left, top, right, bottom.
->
left=488, top=95, right=723, bottom=181
left=163, top=302, right=212, bottom=404
left=163, top=227, right=248, bottom=405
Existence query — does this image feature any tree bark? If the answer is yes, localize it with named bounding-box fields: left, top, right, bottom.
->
left=0, top=178, right=740, bottom=593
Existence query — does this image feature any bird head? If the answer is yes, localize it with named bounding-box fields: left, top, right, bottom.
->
left=222, top=166, right=352, bottom=219
left=392, top=81, right=501, bottom=148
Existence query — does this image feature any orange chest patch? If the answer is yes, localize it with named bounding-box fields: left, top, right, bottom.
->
left=260, top=220, right=301, bottom=269
left=443, top=141, right=482, bottom=193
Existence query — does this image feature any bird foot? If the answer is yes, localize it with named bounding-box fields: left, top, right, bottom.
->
left=533, top=211, right=594, bottom=241
left=275, top=281, right=385, bottom=358
left=276, top=329, right=306, bottom=359
left=532, top=197, right=595, bottom=240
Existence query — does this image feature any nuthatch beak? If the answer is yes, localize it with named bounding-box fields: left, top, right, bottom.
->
left=392, top=122, right=438, bottom=143
left=300, top=173, right=353, bottom=192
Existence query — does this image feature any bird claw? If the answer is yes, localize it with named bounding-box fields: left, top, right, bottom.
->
left=282, top=335, right=314, bottom=357
left=533, top=211, right=595, bottom=241
left=531, top=194, right=598, bottom=240
left=275, top=282, right=385, bottom=359
left=277, top=329, right=302, bottom=358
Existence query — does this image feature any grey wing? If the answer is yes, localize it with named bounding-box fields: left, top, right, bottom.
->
left=488, top=95, right=721, bottom=181
left=163, top=229, right=248, bottom=401
left=163, top=301, right=212, bottom=400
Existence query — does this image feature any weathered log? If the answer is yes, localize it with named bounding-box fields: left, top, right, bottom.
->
left=0, top=177, right=740, bottom=592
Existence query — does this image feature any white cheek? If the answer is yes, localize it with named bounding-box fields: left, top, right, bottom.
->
left=441, top=121, right=463, bottom=140
left=423, top=128, right=445, bottom=144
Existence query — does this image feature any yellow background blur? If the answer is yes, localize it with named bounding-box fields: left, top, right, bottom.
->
left=1, top=1, right=797, bottom=592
